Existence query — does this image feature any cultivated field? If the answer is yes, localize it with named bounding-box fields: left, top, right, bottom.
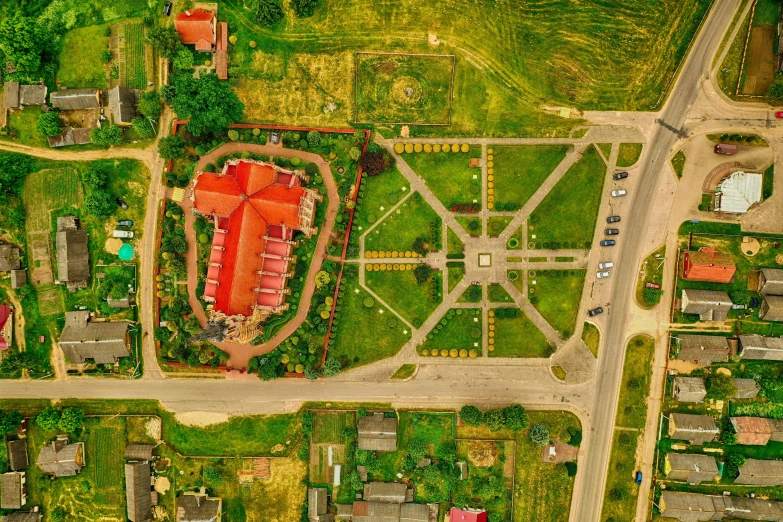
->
left=118, top=21, right=148, bottom=89
left=24, top=168, right=82, bottom=231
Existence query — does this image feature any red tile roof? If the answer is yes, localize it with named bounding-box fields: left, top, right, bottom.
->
left=0, top=305, right=10, bottom=350
left=175, top=9, right=216, bottom=51
left=683, top=248, right=736, bottom=283
left=216, top=22, right=228, bottom=80
left=731, top=417, right=772, bottom=446
left=449, top=508, right=488, bottom=522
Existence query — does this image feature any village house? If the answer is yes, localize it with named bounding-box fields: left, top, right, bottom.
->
left=680, top=289, right=733, bottom=321
left=56, top=216, right=89, bottom=291
left=7, top=439, right=28, bottom=471
left=125, top=462, right=153, bottom=522
left=3, top=82, right=47, bottom=109
left=36, top=437, right=84, bottom=477
left=0, top=305, right=13, bottom=352
left=47, top=127, right=92, bottom=148
left=449, top=508, right=488, bottom=522
left=357, top=413, right=398, bottom=452
left=731, top=416, right=783, bottom=446
left=6, top=511, right=42, bottom=522
left=761, top=295, right=783, bottom=322
left=664, top=453, right=719, bottom=484
left=0, top=243, right=21, bottom=272
left=733, top=378, right=760, bottom=399
left=668, top=413, right=719, bottom=444
left=758, top=268, right=783, bottom=295
left=676, top=334, right=730, bottom=365
left=108, top=86, right=138, bottom=126
left=335, top=482, right=431, bottom=522
left=682, top=248, right=736, bottom=283
left=739, top=334, right=783, bottom=360
left=735, top=458, right=783, bottom=486
left=58, top=311, right=131, bottom=365
left=1, top=472, right=26, bottom=509
left=308, top=488, right=334, bottom=522
left=176, top=491, right=222, bottom=522
left=125, top=444, right=155, bottom=462
left=175, top=8, right=217, bottom=51
left=672, top=377, right=707, bottom=403
left=660, top=491, right=783, bottom=521
left=50, top=89, right=100, bottom=110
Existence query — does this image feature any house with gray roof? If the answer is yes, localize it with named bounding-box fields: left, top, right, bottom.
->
left=733, top=378, right=760, bottom=399
left=676, top=334, right=730, bottom=365
left=126, top=462, right=153, bottom=522
left=338, top=501, right=429, bottom=522
left=7, top=439, right=28, bottom=471
left=11, top=268, right=27, bottom=289
left=108, top=86, right=138, bottom=126
left=660, top=490, right=783, bottom=521
left=308, top=488, right=333, bottom=522
left=56, top=216, right=89, bottom=291
left=673, top=377, right=707, bottom=403
left=759, top=268, right=783, bottom=295
left=59, top=311, right=131, bottom=365
left=1, top=472, right=25, bottom=509
left=668, top=413, right=719, bottom=445
left=363, top=482, right=409, bottom=503
left=176, top=492, right=222, bottom=522
left=739, top=334, right=783, bottom=360
left=50, top=89, right=100, bottom=111
left=761, top=295, right=783, bottom=322
left=3, top=82, right=47, bottom=109
left=35, top=438, right=84, bottom=477
left=125, top=444, right=155, bottom=462
left=357, top=413, right=397, bottom=452
left=0, top=244, right=21, bottom=272
left=736, top=458, right=783, bottom=486
left=664, top=453, right=718, bottom=484
left=47, top=126, right=92, bottom=148
left=680, top=289, right=733, bottom=321
left=5, top=511, right=42, bottom=522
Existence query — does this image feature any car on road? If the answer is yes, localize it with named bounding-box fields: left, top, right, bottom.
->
left=600, top=240, right=616, bottom=247
left=164, top=1, right=172, bottom=15
left=116, top=197, right=129, bottom=210
left=596, top=271, right=611, bottom=279
left=611, top=189, right=627, bottom=197
left=470, top=281, right=480, bottom=286
left=117, top=220, right=133, bottom=227
left=606, top=215, right=621, bottom=223
left=598, top=262, right=614, bottom=270
left=776, top=111, right=783, bottom=119
left=635, top=472, right=643, bottom=485
left=645, top=282, right=660, bottom=289
left=587, top=307, right=603, bottom=317
left=605, top=228, right=619, bottom=236
left=113, top=230, right=134, bottom=239
left=613, top=171, right=629, bottom=180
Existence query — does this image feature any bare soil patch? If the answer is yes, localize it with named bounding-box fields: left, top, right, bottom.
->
left=174, top=411, right=229, bottom=427
left=468, top=440, right=498, bottom=468
left=742, top=25, right=776, bottom=95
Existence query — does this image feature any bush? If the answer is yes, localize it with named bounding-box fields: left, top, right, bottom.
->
left=459, top=405, right=483, bottom=426
left=503, top=404, right=528, bottom=430
left=529, top=423, right=550, bottom=446
left=58, top=407, right=84, bottom=432
left=291, top=0, right=320, bottom=17
left=609, top=487, right=626, bottom=502
left=565, top=461, right=577, bottom=476
left=36, top=111, right=62, bottom=137
left=255, top=0, right=283, bottom=25
left=484, top=409, right=506, bottom=431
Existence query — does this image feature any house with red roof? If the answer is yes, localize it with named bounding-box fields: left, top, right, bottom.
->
left=175, top=8, right=217, bottom=52
left=682, top=247, right=736, bottom=283
left=192, top=159, right=321, bottom=343
left=448, top=507, right=488, bottom=522
left=0, top=305, right=13, bottom=351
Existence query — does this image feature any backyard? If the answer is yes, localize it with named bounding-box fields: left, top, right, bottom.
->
left=490, top=145, right=570, bottom=211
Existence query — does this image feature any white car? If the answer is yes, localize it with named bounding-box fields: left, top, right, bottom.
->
left=596, top=271, right=611, bottom=279
left=113, top=230, right=134, bottom=239
left=611, top=189, right=627, bottom=197
left=598, top=262, right=614, bottom=270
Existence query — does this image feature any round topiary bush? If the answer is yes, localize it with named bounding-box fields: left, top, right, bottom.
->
left=507, top=238, right=520, bottom=249
left=249, top=41, right=257, bottom=48
left=507, top=271, right=519, bottom=281
left=450, top=349, right=458, bottom=357
left=442, top=144, right=451, bottom=152
left=362, top=297, right=375, bottom=308
left=470, top=327, right=481, bottom=339
left=394, top=143, right=404, bottom=153
left=387, top=317, right=398, bottom=328
left=469, top=349, right=478, bottom=358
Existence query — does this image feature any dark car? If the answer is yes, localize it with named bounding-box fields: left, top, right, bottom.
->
left=118, top=220, right=133, bottom=227
left=600, top=240, right=616, bottom=247
left=605, top=228, right=619, bottom=236
left=587, top=307, right=604, bottom=317
left=751, top=297, right=759, bottom=308
left=613, top=171, right=629, bottom=180
left=116, top=197, right=128, bottom=210
left=607, top=215, right=621, bottom=224
left=164, top=1, right=173, bottom=15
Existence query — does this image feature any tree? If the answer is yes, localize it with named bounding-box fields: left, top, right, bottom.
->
left=58, top=407, right=84, bottom=432
left=84, top=190, right=116, bottom=218
left=411, top=237, right=428, bottom=256
left=484, top=409, right=506, bottom=431
left=154, top=327, right=171, bottom=342
left=291, top=0, right=320, bottom=17
left=132, top=117, right=155, bottom=138
left=708, top=373, right=738, bottom=401
left=90, top=125, right=124, bottom=146
left=321, top=357, right=341, bottom=376
left=255, top=0, right=284, bottom=26
left=0, top=15, right=47, bottom=75
left=172, top=74, right=244, bottom=137
left=728, top=453, right=746, bottom=467
left=36, top=111, right=62, bottom=137
left=204, top=466, right=224, bottom=486
left=184, top=316, right=202, bottom=335
left=503, top=404, right=528, bottom=431
left=173, top=48, right=194, bottom=70
left=49, top=508, right=67, bottom=522
left=459, top=405, right=483, bottom=426
left=0, top=410, right=21, bottom=434
left=101, top=49, right=112, bottom=63
left=315, top=270, right=330, bottom=288
left=147, top=26, right=183, bottom=60
left=767, top=81, right=783, bottom=102
left=530, top=423, right=550, bottom=446
left=360, top=151, right=390, bottom=176
left=0, top=153, right=33, bottom=195
left=407, top=437, right=427, bottom=462
left=437, top=441, right=457, bottom=465
left=83, top=166, right=108, bottom=189
left=138, top=91, right=162, bottom=121
left=720, top=429, right=738, bottom=445
left=158, top=135, right=187, bottom=160
left=307, top=130, right=321, bottom=147
left=729, top=290, right=751, bottom=307
left=109, top=283, right=127, bottom=300
left=258, top=358, right=281, bottom=381
left=413, top=264, right=432, bottom=285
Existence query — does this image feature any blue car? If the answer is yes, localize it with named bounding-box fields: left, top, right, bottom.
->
left=635, top=472, right=643, bottom=485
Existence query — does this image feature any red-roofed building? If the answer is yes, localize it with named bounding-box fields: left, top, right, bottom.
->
left=175, top=9, right=217, bottom=52
left=192, top=159, right=321, bottom=342
left=682, top=247, right=736, bottom=283
left=215, top=22, right=229, bottom=80
left=449, top=508, right=488, bottom=522
left=0, top=305, right=12, bottom=350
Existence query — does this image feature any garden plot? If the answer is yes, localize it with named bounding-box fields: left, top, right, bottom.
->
left=117, top=21, right=148, bottom=89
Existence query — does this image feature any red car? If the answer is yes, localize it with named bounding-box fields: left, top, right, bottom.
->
left=645, top=282, right=661, bottom=290
left=776, top=111, right=783, bottom=118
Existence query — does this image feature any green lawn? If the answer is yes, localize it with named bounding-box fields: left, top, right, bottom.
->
left=330, top=269, right=411, bottom=368
left=617, top=143, right=643, bottom=167
left=528, top=145, right=607, bottom=249
left=403, top=147, right=482, bottom=209
left=490, top=308, right=553, bottom=358
left=529, top=270, right=586, bottom=338
left=57, top=23, right=110, bottom=89
left=365, top=268, right=442, bottom=328
left=582, top=322, right=600, bottom=358
left=458, top=284, right=482, bottom=303
left=601, top=430, right=641, bottom=522
left=764, top=163, right=774, bottom=200
left=419, top=308, right=482, bottom=356
left=456, top=216, right=482, bottom=237
left=365, top=191, right=441, bottom=252
left=717, top=0, right=754, bottom=97
left=447, top=227, right=464, bottom=255
left=448, top=264, right=464, bottom=292
left=636, top=245, right=665, bottom=309
left=507, top=270, right=525, bottom=294
left=596, top=143, right=612, bottom=159
left=507, top=224, right=525, bottom=249
left=616, top=335, right=655, bottom=429
left=490, top=145, right=570, bottom=211
left=488, top=283, right=513, bottom=303
left=1, top=106, right=49, bottom=148
left=487, top=216, right=514, bottom=236
left=355, top=167, right=410, bottom=232
left=391, top=364, right=417, bottom=380
left=671, top=150, right=686, bottom=178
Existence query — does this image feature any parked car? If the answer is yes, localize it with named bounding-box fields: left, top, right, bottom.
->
left=270, top=132, right=281, bottom=144
left=751, top=297, right=759, bottom=307
left=598, top=262, right=614, bottom=270
left=605, top=228, right=619, bottom=236
left=587, top=307, right=604, bottom=317
left=776, top=111, right=783, bottom=119
left=596, top=271, right=611, bottom=279
left=645, top=282, right=661, bottom=290
left=470, top=281, right=480, bottom=286
left=117, top=220, right=133, bottom=227
left=113, top=230, right=134, bottom=239
left=116, top=197, right=129, bottom=210
left=164, top=1, right=172, bottom=15
left=611, top=189, right=627, bottom=197
left=607, top=215, right=621, bottom=223
left=600, top=240, right=616, bottom=247
left=635, top=472, right=643, bottom=485
left=714, top=144, right=737, bottom=155
left=732, top=304, right=747, bottom=310
left=613, top=171, right=629, bottom=180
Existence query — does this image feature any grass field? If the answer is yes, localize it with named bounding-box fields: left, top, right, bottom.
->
left=582, top=322, right=600, bottom=358
left=403, top=147, right=482, bottom=209
left=355, top=53, right=454, bottom=124
left=447, top=227, right=464, bottom=255
left=597, top=143, right=612, bottom=159
left=24, top=167, right=82, bottom=231
left=671, top=150, right=686, bottom=178
left=600, top=430, right=641, bottom=522
left=490, top=145, right=570, bottom=211
left=365, top=191, right=441, bottom=252
left=355, top=168, right=410, bottom=232
left=57, top=23, right=110, bottom=89
left=458, top=284, right=482, bottom=303
left=419, top=308, right=482, bottom=356
left=635, top=245, right=666, bottom=309
left=488, top=283, right=513, bottom=303
left=487, top=216, right=513, bottom=236
left=119, top=21, right=147, bottom=89
left=365, top=269, right=442, bottom=328
left=616, top=335, right=655, bottom=429
left=717, top=0, right=754, bottom=97
left=490, top=308, right=553, bottom=358
left=456, top=216, right=481, bottom=237
left=617, top=143, right=643, bottom=167
left=2, top=106, right=50, bottom=148
left=528, top=145, right=607, bottom=249
left=529, top=270, right=586, bottom=338
left=391, top=363, right=417, bottom=379
left=448, top=265, right=464, bottom=292
left=219, top=0, right=710, bottom=136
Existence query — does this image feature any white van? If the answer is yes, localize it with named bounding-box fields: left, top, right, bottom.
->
left=598, top=262, right=614, bottom=270
left=113, top=230, right=134, bottom=239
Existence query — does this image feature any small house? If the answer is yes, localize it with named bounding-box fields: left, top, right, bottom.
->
left=6, top=511, right=42, bottom=522
left=125, top=444, right=155, bottom=462
left=125, top=462, right=153, bottom=522
left=676, top=335, right=730, bottom=365
left=108, top=86, right=138, bottom=126
left=733, top=378, right=760, bottom=399
left=50, top=89, right=101, bottom=111
left=176, top=492, right=222, bottom=522
left=758, top=268, right=783, bottom=295
left=735, top=458, right=783, bottom=486
left=3, top=82, right=47, bottom=109
left=56, top=216, right=89, bottom=291
left=35, top=438, right=84, bottom=477
left=682, top=248, right=736, bottom=283
left=448, top=508, right=488, bottom=522
left=308, top=488, right=333, bottom=522
left=175, top=9, right=217, bottom=51
left=59, top=311, right=131, bottom=365
left=357, top=413, right=397, bottom=452
left=0, top=244, right=21, bottom=271
left=363, top=482, right=407, bottom=503
left=660, top=491, right=783, bottom=521
left=47, top=127, right=92, bottom=148
left=7, top=439, right=29, bottom=471
left=680, top=289, right=732, bottom=321
left=668, top=413, right=718, bottom=445
left=760, top=295, right=783, bottom=322
left=672, top=377, right=707, bottom=403
left=11, top=268, right=27, bottom=289
left=731, top=417, right=775, bottom=446
left=1, top=472, right=26, bottom=509
left=664, top=453, right=718, bottom=484
left=739, top=334, right=783, bottom=360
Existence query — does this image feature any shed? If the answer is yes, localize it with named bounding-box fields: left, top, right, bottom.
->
left=761, top=295, right=783, bottom=322
left=0, top=472, right=25, bottom=509
left=676, top=335, right=730, bottom=365
left=215, top=22, right=228, bottom=80
left=125, top=444, right=155, bottom=462
left=682, top=248, right=736, bottom=283
left=47, top=127, right=92, bottom=148
left=108, top=296, right=131, bottom=309
left=668, top=413, right=718, bottom=444
left=11, top=269, right=27, bottom=289
left=357, top=413, right=397, bottom=452
left=3, top=82, right=47, bottom=108
left=736, top=458, right=783, bottom=486
left=664, top=453, right=718, bottom=484
left=448, top=508, right=488, bottom=522
left=308, top=487, right=328, bottom=521
left=50, top=89, right=100, bottom=110
left=108, top=86, right=138, bottom=125
left=739, top=334, right=783, bottom=360
left=731, top=417, right=773, bottom=446
left=6, top=512, right=42, bottom=522
left=732, top=378, right=760, bottom=399
left=125, top=462, right=153, bottom=522
left=759, top=268, right=783, bottom=295
left=363, top=482, right=407, bottom=504
left=0, top=244, right=21, bottom=271
left=672, top=377, right=707, bottom=403
left=7, top=439, right=28, bottom=471
left=680, top=289, right=732, bottom=321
